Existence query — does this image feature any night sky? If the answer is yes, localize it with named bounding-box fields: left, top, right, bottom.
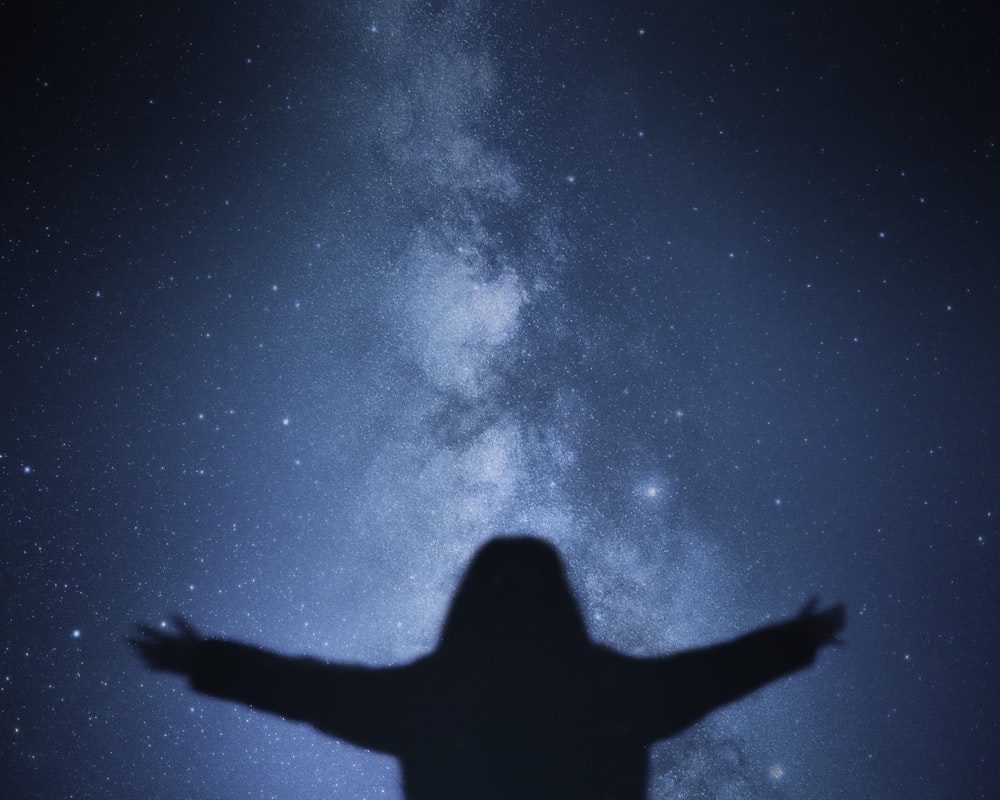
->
left=3, top=1, right=998, bottom=798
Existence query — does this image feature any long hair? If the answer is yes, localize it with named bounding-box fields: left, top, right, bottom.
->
left=438, top=536, right=589, bottom=648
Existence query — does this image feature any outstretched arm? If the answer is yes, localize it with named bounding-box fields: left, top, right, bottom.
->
left=634, top=599, right=845, bottom=742
left=131, top=617, right=412, bottom=753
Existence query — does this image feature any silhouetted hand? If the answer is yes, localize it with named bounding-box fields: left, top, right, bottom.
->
left=796, top=596, right=846, bottom=648
left=130, top=615, right=202, bottom=675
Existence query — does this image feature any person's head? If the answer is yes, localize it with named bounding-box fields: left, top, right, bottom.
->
left=438, top=536, right=588, bottom=648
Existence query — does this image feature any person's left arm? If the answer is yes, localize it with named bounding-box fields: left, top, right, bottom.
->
left=131, top=616, right=413, bottom=753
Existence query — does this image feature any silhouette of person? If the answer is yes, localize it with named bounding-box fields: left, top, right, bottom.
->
left=131, top=536, right=845, bottom=800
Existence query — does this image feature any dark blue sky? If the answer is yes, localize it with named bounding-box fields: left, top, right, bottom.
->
left=3, top=2, right=998, bottom=798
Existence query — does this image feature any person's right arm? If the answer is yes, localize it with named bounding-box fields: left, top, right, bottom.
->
left=630, top=599, right=845, bottom=742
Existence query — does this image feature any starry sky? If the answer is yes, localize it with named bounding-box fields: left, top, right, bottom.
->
left=3, top=1, right=998, bottom=798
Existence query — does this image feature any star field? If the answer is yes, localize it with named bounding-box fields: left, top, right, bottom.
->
left=3, top=2, right=998, bottom=799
